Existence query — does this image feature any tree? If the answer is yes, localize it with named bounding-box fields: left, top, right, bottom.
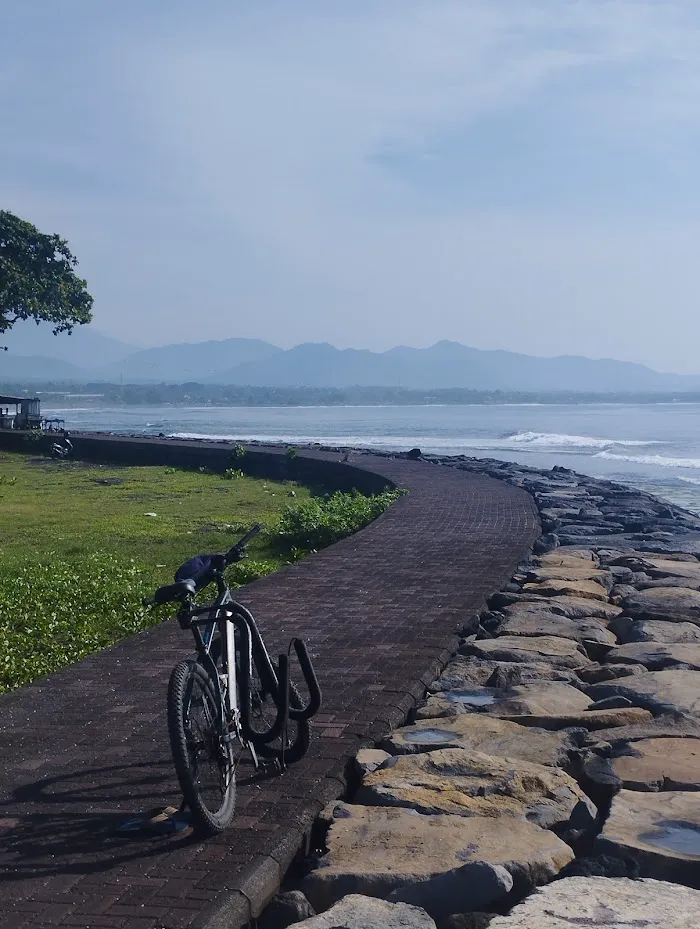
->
left=0, top=210, right=93, bottom=347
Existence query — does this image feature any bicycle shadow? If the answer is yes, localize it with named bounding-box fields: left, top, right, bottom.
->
left=0, top=755, right=282, bottom=880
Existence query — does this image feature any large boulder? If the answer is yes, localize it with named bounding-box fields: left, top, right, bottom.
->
left=609, top=737, right=700, bottom=791
left=428, top=657, right=578, bottom=694
left=607, top=642, right=700, bottom=671
left=355, top=748, right=596, bottom=834
left=521, top=579, right=610, bottom=601
left=622, top=587, right=700, bottom=624
left=301, top=804, right=574, bottom=911
left=586, top=670, right=700, bottom=717
left=462, top=636, right=591, bottom=670
left=381, top=714, right=578, bottom=766
left=496, top=612, right=616, bottom=651
left=523, top=566, right=611, bottom=586
left=386, top=862, right=512, bottom=921
left=494, top=595, right=622, bottom=621
left=595, top=789, right=700, bottom=886
left=582, top=712, right=700, bottom=750
left=609, top=617, right=700, bottom=645
left=498, top=707, right=652, bottom=732
left=293, top=895, right=436, bottom=929
left=488, top=876, right=700, bottom=929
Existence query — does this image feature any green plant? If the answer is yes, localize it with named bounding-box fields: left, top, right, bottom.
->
left=223, top=468, right=244, bottom=480
left=286, top=446, right=299, bottom=460
left=0, top=553, right=152, bottom=692
left=276, top=488, right=403, bottom=551
left=230, top=444, right=247, bottom=460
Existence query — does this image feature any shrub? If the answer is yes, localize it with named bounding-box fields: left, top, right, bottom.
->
left=0, top=553, right=154, bottom=693
left=223, top=468, right=244, bottom=480
left=276, top=488, right=403, bottom=551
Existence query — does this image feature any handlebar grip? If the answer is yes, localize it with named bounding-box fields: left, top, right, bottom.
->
left=225, top=524, right=261, bottom=564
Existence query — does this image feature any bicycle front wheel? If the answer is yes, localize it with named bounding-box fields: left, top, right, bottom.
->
left=167, top=659, right=236, bottom=834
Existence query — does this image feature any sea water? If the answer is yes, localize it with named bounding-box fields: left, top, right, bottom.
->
left=42, top=402, right=700, bottom=515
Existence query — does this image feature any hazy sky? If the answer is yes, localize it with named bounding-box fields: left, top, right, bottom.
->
left=3, top=1, right=700, bottom=372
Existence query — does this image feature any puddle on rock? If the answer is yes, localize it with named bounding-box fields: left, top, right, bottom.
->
left=403, top=728, right=456, bottom=744
left=639, top=820, right=700, bottom=857
left=443, top=689, right=497, bottom=707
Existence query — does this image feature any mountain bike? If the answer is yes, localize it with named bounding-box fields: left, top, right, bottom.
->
left=144, top=525, right=322, bottom=835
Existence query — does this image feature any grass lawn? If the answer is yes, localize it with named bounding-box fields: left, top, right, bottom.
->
left=0, top=451, right=310, bottom=691
left=0, top=452, right=309, bottom=573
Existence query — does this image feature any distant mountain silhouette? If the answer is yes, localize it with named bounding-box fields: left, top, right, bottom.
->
left=2, top=333, right=700, bottom=392
left=1, top=323, right=134, bottom=367
left=214, top=340, right=700, bottom=392
left=97, top=338, right=282, bottom=383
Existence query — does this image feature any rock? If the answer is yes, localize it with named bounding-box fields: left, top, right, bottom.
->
left=301, top=804, right=574, bottom=910
left=461, top=636, right=591, bottom=670
left=582, top=712, right=700, bottom=750
left=610, top=737, right=700, bottom=790
left=387, top=862, right=512, bottom=920
left=478, top=681, right=593, bottom=717
left=259, top=891, right=316, bottom=929
left=533, top=533, right=559, bottom=555
left=293, top=895, right=436, bottom=929
left=558, top=853, right=640, bottom=878
left=497, top=595, right=622, bottom=621
left=622, top=587, right=700, bottom=624
left=354, top=749, right=392, bottom=777
left=521, top=579, right=610, bottom=601
left=586, top=670, right=700, bottom=717
left=488, top=876, right=700, bottom=928
left=609, top=617, right=700, bottom=645
left=440, top=914, right=493, bottom=929
left=578, top=663, right=648, bottom=684
left=588, top=696, right=633, bottom=711
left=608, top=642, right=700, bottom=671
left=645, top=558, right=700, bottom=581
left=355, top=749, right=596, bottom=834
left=381, top=714, right=578, bottom=766
left=595, top=789, right=700, bottom=886
left=523, top=566, right=611, bottom=586
left=496, top=612, right=616, bottom=653
left=498, top=707, right=652, bottom=732
left=536, top=550, right=599, bottom=566
left=428, top=657, right=556, bottom=693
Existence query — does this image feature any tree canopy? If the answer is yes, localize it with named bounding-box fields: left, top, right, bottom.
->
left=0, top=210, right=93, bottom=344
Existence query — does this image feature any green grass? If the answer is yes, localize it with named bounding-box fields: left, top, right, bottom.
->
left=0, top=451, right=401, bottom=692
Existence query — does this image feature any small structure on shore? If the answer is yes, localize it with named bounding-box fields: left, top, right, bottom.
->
left=0, top=395, right=41, bottom=430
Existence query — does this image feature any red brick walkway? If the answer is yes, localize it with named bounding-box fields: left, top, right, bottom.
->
left=0, top=451, right=538, bottom=929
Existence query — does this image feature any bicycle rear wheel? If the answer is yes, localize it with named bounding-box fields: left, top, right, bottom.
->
left=249, top=653, right=310, bottom=764
left=167, top=659, right=236, bottom=834
left=210, top=632, right=310, bottom=764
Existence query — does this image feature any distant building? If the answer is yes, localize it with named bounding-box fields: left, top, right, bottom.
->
left=0, top=395, right=41, bottom=430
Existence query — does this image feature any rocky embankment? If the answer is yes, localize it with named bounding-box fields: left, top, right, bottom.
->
left=261, top=456, right=700, bottom=929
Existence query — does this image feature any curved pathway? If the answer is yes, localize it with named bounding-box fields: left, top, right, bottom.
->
left=0, top=449, right=539, bottom=929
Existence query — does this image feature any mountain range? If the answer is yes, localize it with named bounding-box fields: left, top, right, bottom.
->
left=2, top=325, right=699, bottom=393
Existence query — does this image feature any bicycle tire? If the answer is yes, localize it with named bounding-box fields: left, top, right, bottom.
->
left=167, top=659, right=236, bottom=835
left=210, top=634, right=310, bottom=764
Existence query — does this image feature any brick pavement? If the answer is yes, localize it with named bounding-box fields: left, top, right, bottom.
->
left=0, top=448, right=539, bottom=929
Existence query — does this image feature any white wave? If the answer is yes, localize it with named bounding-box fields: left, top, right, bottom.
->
left=679, top=476, right=700, bottom=486
left=504, top=431, right=661, bottom=450
left=595, top=451, right=700, bottom=470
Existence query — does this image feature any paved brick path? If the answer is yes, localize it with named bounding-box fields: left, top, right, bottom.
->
left=0, top=450, right=538, bottom=929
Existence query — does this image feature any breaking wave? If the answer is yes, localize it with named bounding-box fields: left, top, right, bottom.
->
left=595, top=451, right=700, bottom=470
left=505, top=431, right=661, bottom=450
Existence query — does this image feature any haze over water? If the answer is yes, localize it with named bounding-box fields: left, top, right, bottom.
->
left=44, top=402, right=700, bottom=516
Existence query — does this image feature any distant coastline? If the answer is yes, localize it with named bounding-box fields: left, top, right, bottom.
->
left=5, top=381, right=700, bottom=407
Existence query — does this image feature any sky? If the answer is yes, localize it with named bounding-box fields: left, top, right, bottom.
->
left=2, top=0, right=700, bottom=373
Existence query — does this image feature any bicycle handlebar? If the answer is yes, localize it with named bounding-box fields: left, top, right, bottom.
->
left=143, top=524, right=262, bottom=607
left=225, top=524, right=261, bottom=564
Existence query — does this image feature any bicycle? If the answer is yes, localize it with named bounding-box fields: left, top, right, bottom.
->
left=144, top=525, right=322, bottom=835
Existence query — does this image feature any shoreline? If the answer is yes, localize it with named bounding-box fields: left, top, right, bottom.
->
left=271, top=451, right=700, bottom=928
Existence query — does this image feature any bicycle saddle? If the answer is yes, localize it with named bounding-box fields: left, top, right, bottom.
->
left=151, top=579, right=196, bottom=605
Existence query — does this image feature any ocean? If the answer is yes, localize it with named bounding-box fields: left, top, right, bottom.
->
left=43, top=402, right=700, bottom=515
